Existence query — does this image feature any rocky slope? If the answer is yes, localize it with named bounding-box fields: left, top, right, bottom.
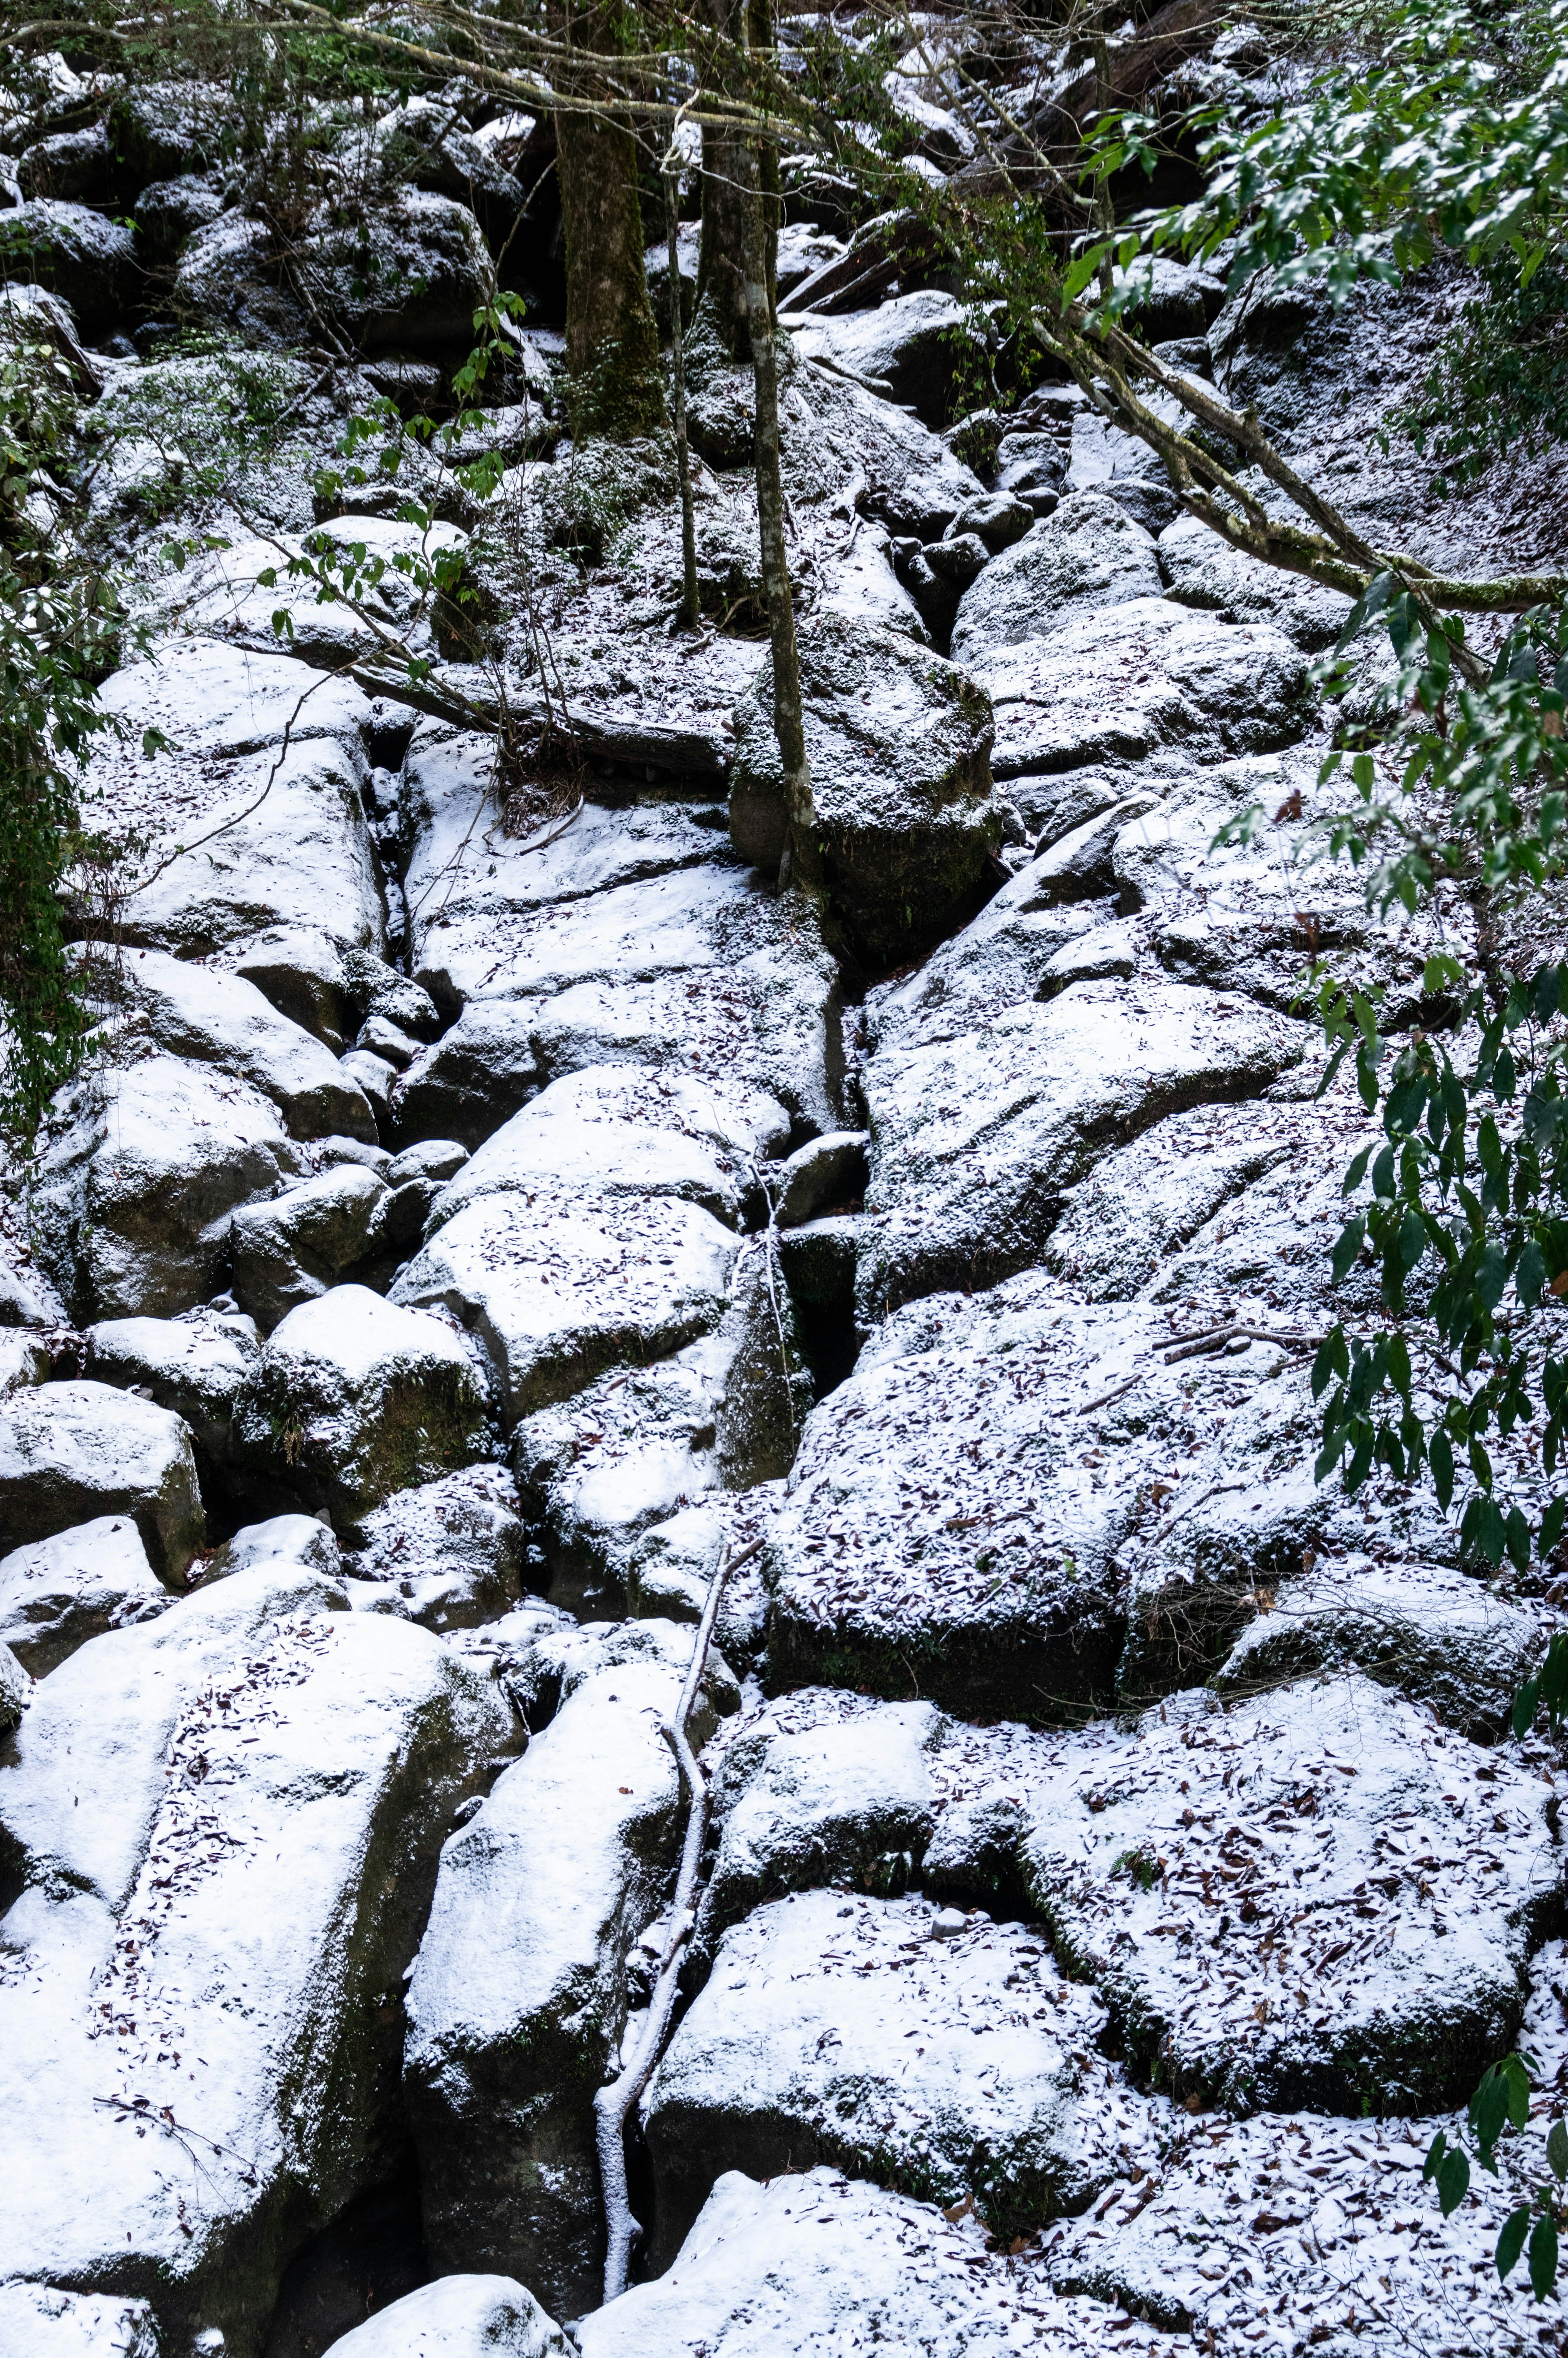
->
left=4, top=27, right=1568, bottom=2358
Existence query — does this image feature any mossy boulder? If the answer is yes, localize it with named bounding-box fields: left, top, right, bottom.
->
left=233, top=1285, right=492, bottom=1535
left=730, top=612, right=1000, bottom=970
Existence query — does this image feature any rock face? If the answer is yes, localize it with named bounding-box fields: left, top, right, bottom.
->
left=949, top=493, right=1164, bottom=664
left=233, top=1287, right=493, bottom=1533
left=0, top=1516, right=173, bottom=1675
left=0, top=1383, right=205, bottom=1582
left=404, top=1625, right=718, bottom=2320
left=728, top=613, right=1000, bottom=965
left=0, top=1567, right=510, bottom=2357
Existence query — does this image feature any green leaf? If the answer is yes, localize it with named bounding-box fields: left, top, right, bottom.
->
left=1529, top=2211, right=1558, bottom=2301
left=1541, top=1496, right=1568, bottom=1560
left=1501, top=2053, right=1531, bottom=2132
left=1548, top=2118, right=1568, bottom=2182
left=1400, top=1208, right=1428, bottom=1271
left=1430, top=1428, right=1455, bottom=1512
left=1422, top=2129, right=1448, bottom=2182
left=1506, top=1506, right=1532, bottom=1575
left=1436, top=2145, right=1470, bottom=2216
left=1497, top=2203, right=1531, bottom=2281
left=1332, top=1216, right=1366, bottom=1283
left=1514, top=1677, right=1540, bottom=1740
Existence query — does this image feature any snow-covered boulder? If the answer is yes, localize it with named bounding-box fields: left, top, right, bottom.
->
left=0, top=200, right=137, bottom=328
left=949, top=494, right=1163, bottom=664
left=979, top=600, right=1313, bottom=782
left=111, top=949, right=377, bottom=1141
left=204, top=1512, right=342, bottom=1581
left=0, top=1565, right=511, bottom=2355
left=793, top=289, right=980, bottom=424
left=349, top=1465, right=525, bottom=1630
left=0, top=1382, right=205, bottom=1582
left=31, top=1057, right=307, bottom=1323
left=696, top=1694, right=942, bottom=1955
left=390, top=1003, right=544, bottom=1149
left=1159, top=511, right=1350, bottom=649
left=0, top=1516, right=173, bottom=1675
left=230, top=1163, right=390, bottom=1331
left=0, top=2285, right=159, bottom=2358
left=1022, top=1677, right=1563, bottom=2114
left=0, top=1638, right=27, bottom=1735
left=324, top=2274, right=570, bottom=2358
left=405, top=1624, right=716, bottom=2319
left=84, top=1308, right=261, bottom=1469
left=647, top=1892, right=1106, bottom=2257
left=858, top=977, right=1301, bottom=1314
left=729, top=613, right=999, bottom=966
left=233, top=1287, right=492, bottom=1533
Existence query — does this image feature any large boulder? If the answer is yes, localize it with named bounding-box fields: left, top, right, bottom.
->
left=576, top=2169, right=1052, bottom=2358
left=404, top=1624, right=719, bottom=2320
left=0, top=1382, right=205, bottom=1582
left=1158, top=512, right=1350, bottom=650
left=230, top=1163, right=390, bottom=1332
left=949, top=493, right=1163, bottom=665
left=84, top=1307, right=261, bottom=1470
left=1022, top=1677, right=1563, bottom=2115
left=646, top=1893, right=1107, bottom=2259
left=0, top=1516, right=173, bottom=1675
left=729, top=613, right=1000, bottom=967
left=0, top=1566, right=511, bottom=2356
left=979, top=599, right=1314, bottom=783
left=858, top=976, right=1302, bottom=1314
left=348, top=1465, right=526, bottom=1631
left=111, top=949, right=377, bottom=1142
left=232, top=1287, right=492, bottom=1534
left=175, top=192, right=494, bottom=355
left=324, top=2275, right=569, bottom=2358
left=0, top=201, right=138, bottom=330
left=793, top=290, right=982, bottom=425
left=31, top=1056, right=307, bottom=1323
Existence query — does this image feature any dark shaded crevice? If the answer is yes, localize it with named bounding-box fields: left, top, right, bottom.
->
left=262, top=2146, right=430, bottom=2358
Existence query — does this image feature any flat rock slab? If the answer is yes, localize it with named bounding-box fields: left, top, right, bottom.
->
left=412, top=861, right=844, bottom=1141
left=647, top=1892, right=1107, bottom=2256
left=233, top=1285, right=492, bottom=1533
left=577, top=2167, right=1158, bottom=2358
left=32, top=1055, right=307, bottom=1323
left=1022, top=1675, right=1562, bottom=2115
left=397, top=1189, right=740, bottom=1433
left=977, top=599, right=1312, bottom=780
left=858, top=976, right=1302, bottom=1313
left=405, top=1627, right=706, bottom=2321
left=0, top=1566, right=508, bottom=2357
left=0, top=1515, right=173, bottom=1675
left=0, top=2286, right=159, bottom=2358
left=764, top=1289, right=1159, bottom=1722
left=0, top=1381, right=205, bottom=1581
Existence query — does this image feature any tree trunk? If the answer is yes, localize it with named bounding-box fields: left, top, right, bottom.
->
left=695, top=0, right=778, bottom=359
left=553, top=3, right=666, bottom=438
left=666, top=164, right=700, bottom=628
left=738, top=135, right=812, bottom=885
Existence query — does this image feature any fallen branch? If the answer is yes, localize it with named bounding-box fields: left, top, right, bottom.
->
left=594, top=1533, right=766, bottom=2304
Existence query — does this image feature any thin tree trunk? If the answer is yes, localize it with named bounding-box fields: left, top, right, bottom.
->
left=737, top=131, right=812, bottom=886
left=696, top=0, right=778, bottom=358
left=666, top=162, right=700, bottom=630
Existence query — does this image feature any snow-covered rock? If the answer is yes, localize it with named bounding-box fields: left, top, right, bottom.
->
left=0, top=1382, right=205, bottom=1582
left=648, top=1892, right=1107, bottom=2256
left=205, top=1510, right=342, bottom=1581
left=230, top=1162, right=390, bottom=1331
left=1159, top=511, right=1351, bottom=649
left=324, top=2273, right=570, bottom=2358
left=83, top=1307, right=261, bottom=1470
left=349, top=1465, right=525, bottom=1630
left=0, top=1637, right=28, bottom=1736
left=0, top=200, right=137, bottom=329
left=1022, top=1676, right=1562, bottom=2113
left=111, top=949, right=376, bottom=1142
left=0, top=2285, right=159, bottom=2358
left=949, top=494, right=1163, bottom=664
left=232, top=1286, right=492, bottom=1533
left=31, top=1056, right=307, bottom=1323
left=0, top=1516, right=173, bottom=1675
left=793, top=289, right=980, bottom=424
left=728, top=612, right=1000, bottom=965
left=858, top=976, right=1302, bottom=1313
left=0, top=1565, right=510, bottom=2355
left=696, top=1694, right=941, bottom=1954
left=405, top=1624, right=717, bottom=2318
